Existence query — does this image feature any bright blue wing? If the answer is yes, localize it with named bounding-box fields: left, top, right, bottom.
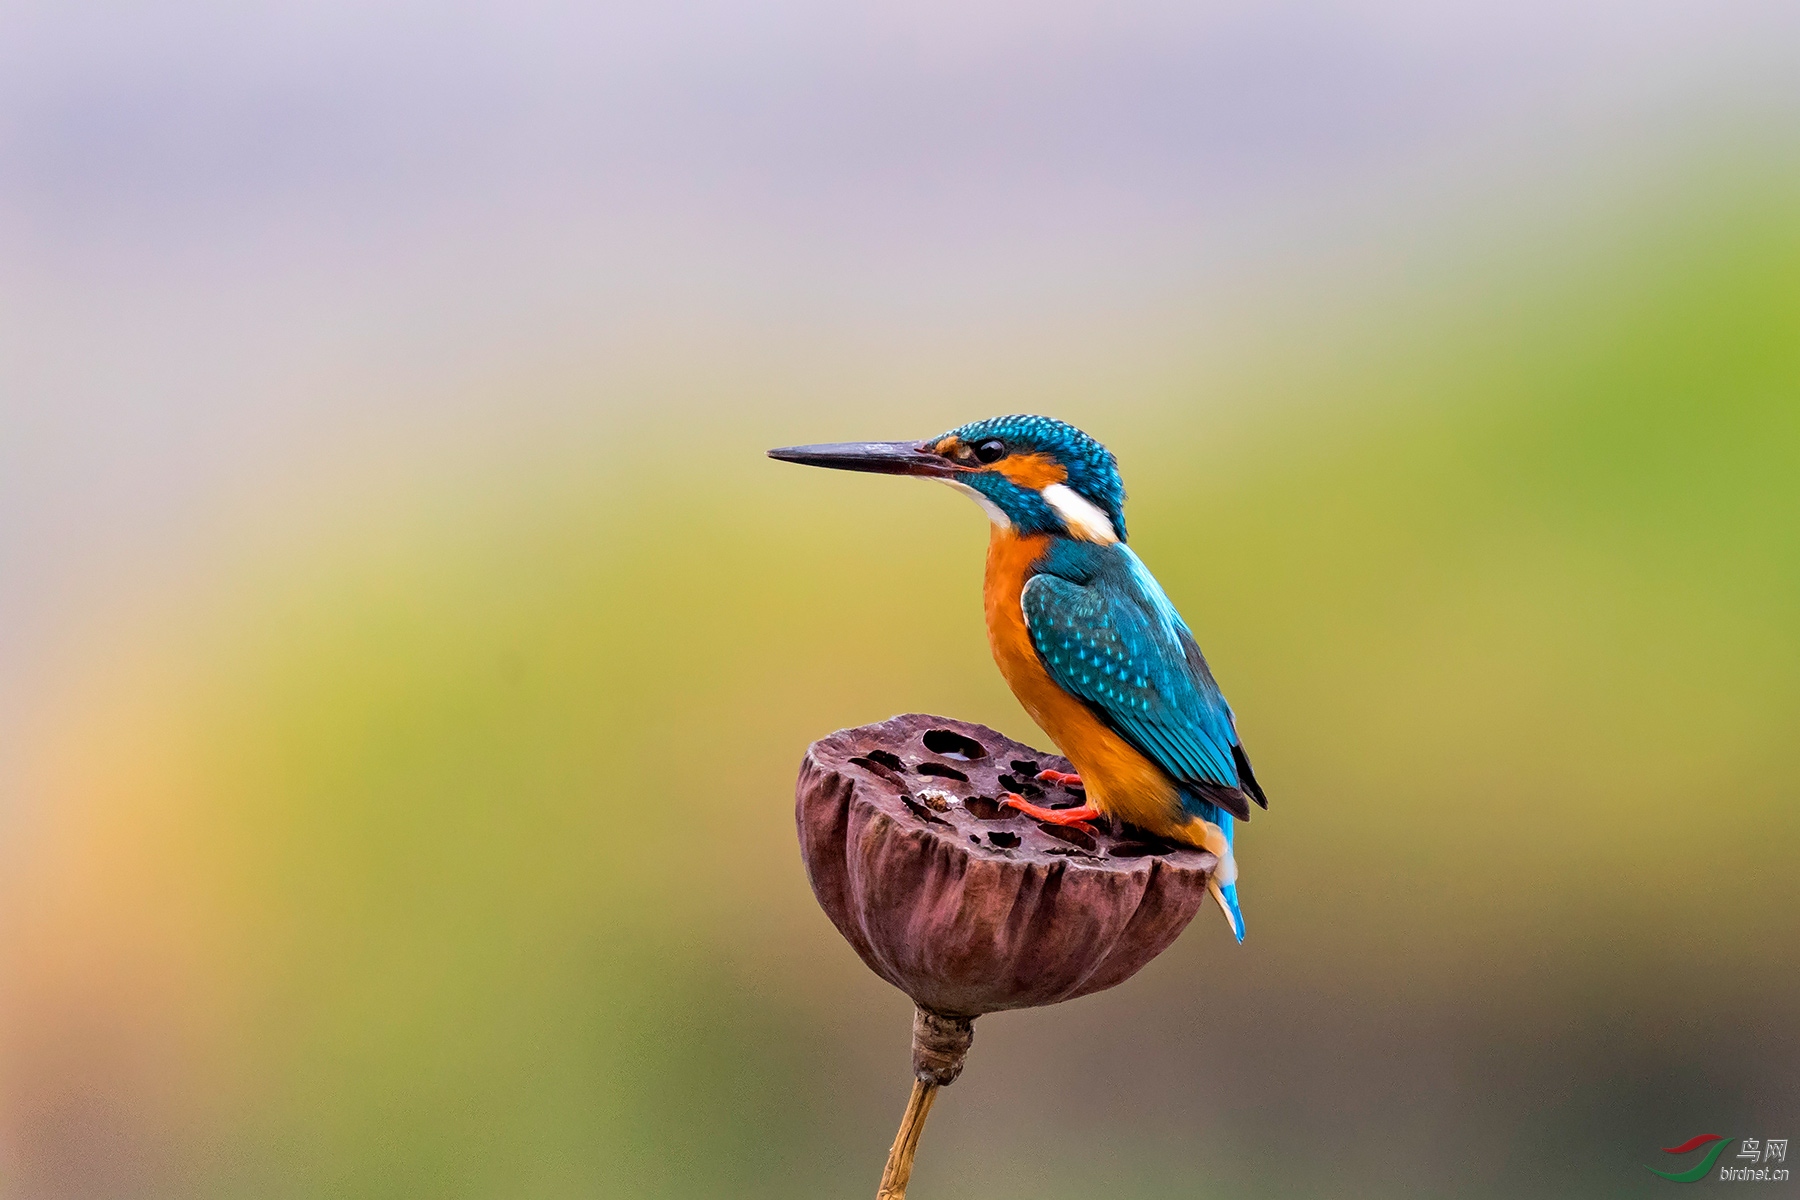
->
left=1021, top=545, right=1260, bottom=820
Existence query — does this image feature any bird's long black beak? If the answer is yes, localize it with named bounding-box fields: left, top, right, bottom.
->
left=767, top=440, right=958, bottom=478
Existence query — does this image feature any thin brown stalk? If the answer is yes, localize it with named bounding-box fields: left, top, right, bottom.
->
left=875, top=1078, right=939, bottom=1199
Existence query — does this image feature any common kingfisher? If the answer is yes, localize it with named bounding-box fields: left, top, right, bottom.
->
left=770, top=415, right=1268, bottom=940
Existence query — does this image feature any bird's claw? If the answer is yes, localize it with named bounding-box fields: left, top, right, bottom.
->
left=1000, top=792, right=1100, bottom=834
left=1035, top=769, right=1083, bottom=787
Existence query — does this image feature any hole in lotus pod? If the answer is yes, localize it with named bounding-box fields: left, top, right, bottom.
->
left=902, top=796, right=950, bottom=826
left=1043, top=846, right=1100, bottom=859
left=1037, top=823, right=1097, bottom=851
left=850, top=756, right=906, bottom=784
left=986, top=831, right=1021, bottom=849
left=864, top=749, right=906, bottom=771
left=1107, top=842, right=1167, bottom=858
left=1010, top=759, right=1040, bottom=775
left=969, top=835, right=980, bottom=844
left=915, top=762, right=968, bottom=782
left=962, top=796, right=1007, bottom=820
left=922, top=728, right=987, bottom=761
left=996, top=773, right=1043, bottom=797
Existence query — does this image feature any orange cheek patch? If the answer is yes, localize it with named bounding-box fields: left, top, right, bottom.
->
left=995, top=453, right=1066, bottom=489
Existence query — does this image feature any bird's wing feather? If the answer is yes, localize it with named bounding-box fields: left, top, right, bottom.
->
left=1022, top=548, right=1261, bottom=820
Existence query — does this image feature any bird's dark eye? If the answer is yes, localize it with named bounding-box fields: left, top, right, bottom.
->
left=975, top=440, right=1006, bottom=464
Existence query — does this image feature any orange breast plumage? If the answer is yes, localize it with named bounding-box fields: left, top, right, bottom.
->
left=982, top=528, right=1183, bottom=835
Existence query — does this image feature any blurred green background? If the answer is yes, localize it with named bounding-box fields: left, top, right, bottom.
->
left=3, top=6, right=1799, bottom=1199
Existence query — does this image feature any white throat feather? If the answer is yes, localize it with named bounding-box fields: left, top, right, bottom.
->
left=942, top=479, right=1013, bottom=529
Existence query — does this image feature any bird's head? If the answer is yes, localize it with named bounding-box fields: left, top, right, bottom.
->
left=770, top=414, right=1125, bottom=543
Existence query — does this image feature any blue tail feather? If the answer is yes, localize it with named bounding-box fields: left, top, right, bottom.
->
left=1218, top=810, right=1244, bottom=941
left=1216, top=880, right=1245, bottom=943
left=1186, top=797, right=1245, bottom=942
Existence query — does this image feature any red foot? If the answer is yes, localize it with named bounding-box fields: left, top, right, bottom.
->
left=1035, top=769, right=1083, bottom=787
left=1000, top=793, right=1100, bottom=834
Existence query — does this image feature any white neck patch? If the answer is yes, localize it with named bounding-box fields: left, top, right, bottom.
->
left=1042, top=483, right=1118, bottom=544
left=942, top=479, right=1013, bottom=529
